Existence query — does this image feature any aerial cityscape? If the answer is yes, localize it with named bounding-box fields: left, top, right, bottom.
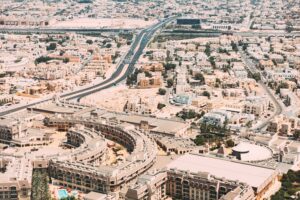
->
left=0, top=0, right=300, bottom=200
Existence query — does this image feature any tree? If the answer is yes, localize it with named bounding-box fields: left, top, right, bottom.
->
left=61, top=197, right=78, bottom=200
left=106, top=43, right=112, bottom=48
left=231, top=41, right=238, bottom=52
left=293, top=130, right=300, bottom=140
left=286, top=21, right=294, bottom=33
left=126, top=75, right=134, bottom=86
left=194, top=72, right=205, bottom=83
left=144, top=71, right=152, bottom=78
left=58, top=39, right=66, bottom=45
left=46, top=43, right=56, bottom=51
left=250, top=21, right=255, bottom=29
left=222, top=64, right=231, bottom=73
left=176, top=110, right=197, bottom=120
left=209, top=56, right=216, bottom=68
left=204, top=43, right=211, bottom=57
left=126, top=69, right=140, bottom=86
left=271, top=190, right=285, bottom=200
left=31, top=169, right=51, bottom=200
left=194, top=135, right=205, bottom=146
left=63, top=58, right=69, bottom=63
left=158, top=88, right=166, bottom=95
left=59, top=50, right=65, bottom=56
left=9, top=86, right=17, bottom=94
left=202, top=91, right=210, bottom=98
left=225, top=139, right=235, bottom=147
left=166, top=50, right=172, bottom=62
left=199, top=111, right=205, bottom=118
left=216, top=78, right=221, bottom=85
left=35, top=56, right=53, bottom=65
left=86, top=39, right=93, bottom=44
left=252, top=72, right=261, bottom=82
left=242, top=43, right=248, bottom=51
left=218, top=48, right=229, bottom=55
left=271, top=170, right=300, bottom=200
left=163, top=63, right=176, bottom=71
left=157, top=103, right=166, bottom=110
left=246, top=121, right=252, bottom=128
left=167, top=79, right=174, bottom=88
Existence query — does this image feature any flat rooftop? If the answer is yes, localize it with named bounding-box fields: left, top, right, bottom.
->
left=29, top=103, right=79, bottom=114
left=167, top=154, right=276, bottom=189
left=84, top=191, right=110, bottom=200
left=99, top=112, right=189, bottom=135
left=232, top=142, right=273, bottom=161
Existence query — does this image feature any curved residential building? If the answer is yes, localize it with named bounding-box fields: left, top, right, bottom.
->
left=46, top=115, right=157, bottom=194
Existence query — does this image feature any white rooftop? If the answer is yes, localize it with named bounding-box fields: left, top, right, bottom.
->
left=167, top=154, right=276, bottom=189
left=232, top=142, right=273, bottom=161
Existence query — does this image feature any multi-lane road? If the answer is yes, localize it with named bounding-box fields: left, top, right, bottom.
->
left=0, top=17, right=175, bottom=116
left=64, top=17, right=175, bottom=101
left=2, top=25, right=300, bottom=38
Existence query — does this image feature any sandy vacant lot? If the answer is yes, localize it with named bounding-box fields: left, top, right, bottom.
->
left=81, top=84, right=165, bottom=112
left=50, top=18, right=157, bottom=29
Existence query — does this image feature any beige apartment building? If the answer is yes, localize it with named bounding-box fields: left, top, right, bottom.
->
left=125, top=169, right=255, bottom=200
left=125, top=171, right=168, bottom=200
left=124, top=97, right=155, bottom=115
left=137, top=73, right=162, bottom=89
left=243, top=96, right=270, bottom=116
left=267, top=115, right=300, bottom=136
left=45, top=116, right=157, bottom=195
left=141, top=63, right=164, bottom=72
left=0, top=17, right=49, bottom=26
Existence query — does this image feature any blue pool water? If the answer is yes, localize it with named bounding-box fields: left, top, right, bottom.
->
left=58, top=189, right=68, bottom=199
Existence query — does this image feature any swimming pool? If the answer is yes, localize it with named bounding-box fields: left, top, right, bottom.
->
left=58, top=189, right=68, bottom=199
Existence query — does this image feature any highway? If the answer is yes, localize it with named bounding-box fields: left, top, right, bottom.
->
left=1, top=25, right=300, bottom=37
left=0, top=17, right=175, bottom=116
left=64, top=17, right=175, bottom=101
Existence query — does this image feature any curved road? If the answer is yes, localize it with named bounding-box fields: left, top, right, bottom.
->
left=0, top=17, right=175, bottom=116
left=64, top=17, right=175, bottom=101
left=239, top=48, right=283, bottom=131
